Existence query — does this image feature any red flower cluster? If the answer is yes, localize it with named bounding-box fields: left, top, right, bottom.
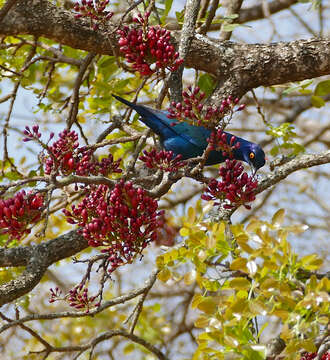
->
left=0, top=190, right=44, bottom=240
left=202, top=159, right=258, bottom=209
left=23, top=124, right=42, bottom=141
left=167, top=86, right=245, bottom=128
left=63, top=180, right=162, bottom=273
left=139, top=149, right=185, bottom=172
left=67, top=284, right=99, bottom=312
left=301, top=352, right=330, bottom=360
left=207, top=129, right=240, bottom=158
left=117, top=12, right=183, bottom=76
left=73, top=0, right=113, bottom=30
left=49, top=284, right=99, bottom=313
left=49, top=287, right=62, bottom=303
left=41, top=129, right=121, bottom=177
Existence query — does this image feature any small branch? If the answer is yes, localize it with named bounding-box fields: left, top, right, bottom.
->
left=127, top=268, right=158, bottom=333
left=0, top=269, right=160, bottom=333
left=197, top=0, right=219, bottom=35
left=67, top=52, right=96, bottom=128
left=219, top=0, right=243, bottom=41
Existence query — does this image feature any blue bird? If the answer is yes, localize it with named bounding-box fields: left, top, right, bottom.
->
left=113, top=95, right=266, bottom=172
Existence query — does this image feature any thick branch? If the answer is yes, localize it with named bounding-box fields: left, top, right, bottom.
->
left=0, top=0, right=17, bottom=22
left=0, top=230, right=88, bottom=306
left=257, top=151, right=330, bottom=194
left=1, top=1, right=329, bottom=99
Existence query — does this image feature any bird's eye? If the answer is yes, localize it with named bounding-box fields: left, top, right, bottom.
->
left=249, top=152, right=255, bottom=159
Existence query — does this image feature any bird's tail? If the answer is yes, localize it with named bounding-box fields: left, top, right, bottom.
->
left=112, top=94, right=171, bottom=136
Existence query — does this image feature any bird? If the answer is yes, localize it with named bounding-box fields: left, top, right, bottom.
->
left=113, top=94, right=266, bottom=172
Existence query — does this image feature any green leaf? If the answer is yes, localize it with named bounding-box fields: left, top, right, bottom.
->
left=162, top=0, right=174, bottom=21
left=197, top=73, right=216, bottom=97
left=224, top=14, right=239, bottom=20
left=221, top=23, right=239, bottom=32
left=314, top=80, right=330, bottom=96
left=175, top=10, right=184, bottom=24
left=311, top=95, right=325, bottom=108
left=98, top=56, right=116, bottom=68
left=282, top=79, right=313, bottom=95
left=5, top=171, right=22, bottom=180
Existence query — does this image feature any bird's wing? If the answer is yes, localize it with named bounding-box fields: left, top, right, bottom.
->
left=169, top=121, right=210, bottom=149
left=113, top=94, right=208, bottom=150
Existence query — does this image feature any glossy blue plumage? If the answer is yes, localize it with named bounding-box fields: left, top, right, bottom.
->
left=113, top=95, right=266, bottom=171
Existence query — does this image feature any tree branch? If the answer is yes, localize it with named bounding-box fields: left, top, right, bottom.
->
left=257, top=150, right=330, bottom=195
left=0, top=269, right=160, bottom=333
left=0, top=230, right=88, bottom=306
left=169, top=0, right=200, bottom=102
left=0, top=0, right=17, bottom=23
left=1, top=1, right=329, bottom=99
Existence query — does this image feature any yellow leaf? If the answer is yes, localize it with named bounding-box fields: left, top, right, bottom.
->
left=229, top=277, right=251, bottom=290
left=236, top=238, right=254, bottom=253
left=317, top=278, right=330, bottom=292
left=180, top=227, right=189, bottom=236
left=272, top=209, right=285, bottom=227
left=246, top=219, right=263, bottom=232
left=197, top=297, right=217, bottom=314
left=230, top=257, right=248, bottom=271
left=191, top=294, right=203, bottom=308
left=263, top=260, right=278, bottom=271
left=194, top=315, right=210, bottom=328
left=231, top=298, right=248, bottom=313
left=157, top=268, right=171, bottom=282
left=260, top=278, right=279, bottom=290
left=249, top=300, right=267, bottom=316
left=156, top=255, right=164, bottom=268
left=187, top=206, right=195, bottom=224
left=286, top=224, right=308, bottom=234
left=301, top=340, right=317, bottom=353
left=271, top=309, right=289, bottom=320
left=223, top=335, right=239, bottom=347
left=184, top=270, right=196, bottom=285
left=300, top=254, right=323, bottom=270
left=206, top=234, right=217, bottom=249
left=123, top=343, right=135, bottom=354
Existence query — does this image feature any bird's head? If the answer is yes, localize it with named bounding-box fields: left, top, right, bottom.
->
left=241, top=143, right=266, bottom=174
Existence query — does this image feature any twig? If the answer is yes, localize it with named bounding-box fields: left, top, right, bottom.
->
left=126, top=267, right=158, bottom=333
left=0, top=269, right=160, bottom=333
left=197, top=0, right=219, bottom=34
left=219, top=0, right=243, bottom=41
left=67, top=52, right=96, bottom=128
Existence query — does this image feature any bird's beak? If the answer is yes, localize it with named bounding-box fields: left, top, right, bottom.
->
left=249, top=162, right=258, bottom=178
